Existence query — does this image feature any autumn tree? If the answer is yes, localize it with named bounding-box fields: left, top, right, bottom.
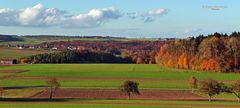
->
left=227, top=37, right=240, bottom=71
left=136, top=57, right=144, bottom=64
left=156, top=32, right=240, bottom=72
left=231, top=80, right=240, bottom=102
left=177, top=53, right=189, bottom=69
left=120, top=80, right=140, bottom=99
left=47, top=77, right=61, bottom=99
left=189, top=76, right=198, bottom=93
left=199, top=79, right=223, bottom=101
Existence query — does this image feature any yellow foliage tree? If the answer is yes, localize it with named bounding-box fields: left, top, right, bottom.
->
left=177, top=53, right=189, bottom=69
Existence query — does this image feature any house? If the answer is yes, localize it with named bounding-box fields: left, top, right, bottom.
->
left=29, top=46, right=35, bottom=49
left=18, top=46, right=24, bottom=50
left=52, top=47, right=58, bottom=50
left=0, top=59, right=18, bottom=64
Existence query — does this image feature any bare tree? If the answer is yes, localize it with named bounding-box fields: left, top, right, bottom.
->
left=199, top=79, right=223, bottom=101
left=46, top=77, right=61, bottom=99
left=120, top=80, right=140, bottom=99
left=189, top=76, right=198, bottom=93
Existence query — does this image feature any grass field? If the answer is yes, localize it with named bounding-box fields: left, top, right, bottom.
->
left=1, top=64, right=240, bottom=107
left=1, top=64, right=240, bottom=89
left=0, top=100, right=240, bottom=108
left=2, top=64, right=240, bottom=80
left=0, top=104, right=180, bottom=108
left=0, top=48, right=48, bottom=59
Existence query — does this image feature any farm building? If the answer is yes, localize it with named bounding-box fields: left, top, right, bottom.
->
left=0, top=59, right=17, bottom=64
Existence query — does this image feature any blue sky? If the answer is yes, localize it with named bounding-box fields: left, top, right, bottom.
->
left=0, top=0, right=239, bottom=38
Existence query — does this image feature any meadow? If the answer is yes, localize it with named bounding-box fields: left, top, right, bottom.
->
left=1, top=64, right=240, bottom=89
left=1, top=64, right=240, bottom=107
left=0, top=48, right=48, bottom=59
left=0, top=100, right=240, bottom=108
left=2, top=64, right=240, bottom=80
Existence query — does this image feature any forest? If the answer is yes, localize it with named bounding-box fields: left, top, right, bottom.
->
left=35, top=40, right=167, bottom=64
left=0, top=35, right=23, bottom=42
left=156, top=32, right=240, bottom=72
left=21, top=50, right=134, bottom=64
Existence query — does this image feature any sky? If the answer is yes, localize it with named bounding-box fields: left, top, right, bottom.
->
left=0, top=0, right=239, bottom=38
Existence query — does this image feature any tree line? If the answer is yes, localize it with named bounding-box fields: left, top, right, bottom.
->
left=21, top=50, right=134, bottom=64
left=156, top=32, right=240, bottom=72
left=0, top=35, right=23, bottom=42
left=36, top=40, right=167, bottom=64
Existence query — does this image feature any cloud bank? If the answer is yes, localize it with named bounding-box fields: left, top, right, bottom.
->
left=0, top=4, right=122, bottom=28
left=0, top=4, right=167, bottom=28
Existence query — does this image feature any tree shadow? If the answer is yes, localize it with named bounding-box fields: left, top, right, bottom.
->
left=0, top=98, right=68, bottom=102
left=3, top=86, right=48, bottom=90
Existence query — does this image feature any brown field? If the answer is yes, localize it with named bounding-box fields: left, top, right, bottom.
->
left=33, top=88, right=204, bottom=100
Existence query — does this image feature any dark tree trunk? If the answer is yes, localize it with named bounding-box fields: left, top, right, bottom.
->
left=209, top=95, right=212, bottom=102
left=50, top=86, right=53, bottom=99
left=234, top=52, right=238, bottom=71
left=0, top=91, right=2, bottom=98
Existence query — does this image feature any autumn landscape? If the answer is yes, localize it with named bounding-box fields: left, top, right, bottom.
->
left=1, top=0, right=240, bottom=108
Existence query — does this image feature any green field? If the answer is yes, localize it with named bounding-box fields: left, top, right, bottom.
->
left=2, top=64, right=240, bottom=80
left=0, top=64, right=240, bottom=89
left=0, top=104, right=180, bottom=108
left=0, top=100, right=240, bottom=108
left=1, top=64, right=240, bottom=107
left=0, top=48, right=48, bottom=59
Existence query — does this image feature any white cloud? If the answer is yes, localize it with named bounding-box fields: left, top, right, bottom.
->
left=127, top=8, right=168, bottom=23
left=143, top=8, right=168, bottom=23
left=147, top=8, right=168, bottom=16
left=0, top=4, right=167, bottom=27
left=18, top=4, right=44, bottom=25
left=0, top=4, right=122, bottom=28
left=0, top=8, right=19, bottom=26
left=66, top=8, right=122, bottom=28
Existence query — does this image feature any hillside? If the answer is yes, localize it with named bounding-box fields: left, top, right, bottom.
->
left=0, top=35, right=158, bottom=45
left=0, top=48, right=48, bottom=59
